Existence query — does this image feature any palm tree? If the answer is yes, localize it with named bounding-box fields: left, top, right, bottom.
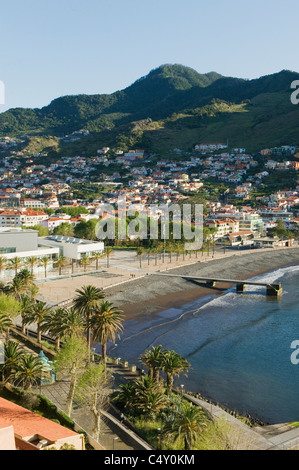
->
left=8, top=257, right=23, bottom=276
left=43, top=307, right=84, bottom=350
left=25, top=256, right=39, bottom=275
left=55, top=256, right=66, bottom=276
left=136, top=247, right=145, bottom=269
left=153, top=246, right=159, bottom=266
left=8, top=276, right=28, bottom=300
left=146, top=247, right=153, bottom=266
left=43, top=307, right=66, bottom=351
left=39, top=255, right=51, bottom=278
left=140, top=345, right=165, bottom=383
left=90, top=301, right=124, bottom=366
left=17, top=268, right=35, bottom=286
left=26, top=301, right=52, bottom=344
left=173, top=244, right=181, bottom=262
left=92, top=252, right=104, bottom=271
left=73, top=285, right=105, bottom=351
left=222, top=238, right=229, bottom=254
left=14, top=354, right=44, bottom=390
left=0, top=256, right=7, bottom=279
left=115, top=382, right=136, bottom=411
left=2, top=341, right=24, bottom=384
left=104, top=247, right=113, bottom=268
left=8, top=269, right=36, bottom=302
left=133, top=375, right=167, bottom=416
left=80, top=254, right=91, bottom=272
left=161, top=350, right=190, bottom=395
left=0, top=311, right=13, bottom=338
left=163, top=403, right=207, bottom=450
left=167, top=242, right=173, bottom=264
left=19, top=295, right=34, bottom=334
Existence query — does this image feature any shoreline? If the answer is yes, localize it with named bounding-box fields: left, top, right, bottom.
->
left=104, top=248, right=299, bottom=426
left=105, top=247, right=299, bottom=320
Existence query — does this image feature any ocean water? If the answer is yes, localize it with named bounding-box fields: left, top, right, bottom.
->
left=106, top=265, right=299, bottom=424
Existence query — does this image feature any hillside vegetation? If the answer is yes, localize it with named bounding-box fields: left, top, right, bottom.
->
left=1, top=64, right=299, bottom=155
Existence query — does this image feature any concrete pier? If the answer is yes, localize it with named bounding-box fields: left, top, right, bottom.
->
left=236, top=283, right=246, bottom=293
left=266, top=283, right=283, bottom=297
left=153, top=273, right=283, bottom=298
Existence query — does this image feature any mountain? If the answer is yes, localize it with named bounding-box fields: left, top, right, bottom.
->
left=0, top=64, right=299, bottom=153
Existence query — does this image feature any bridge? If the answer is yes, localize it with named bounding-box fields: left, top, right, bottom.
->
left=152, top=272, right=283, bottom=297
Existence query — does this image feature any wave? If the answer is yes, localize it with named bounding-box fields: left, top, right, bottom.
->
left=193, top=264, right=299, bottom=314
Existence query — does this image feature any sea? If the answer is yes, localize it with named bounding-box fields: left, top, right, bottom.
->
left=105, top=265, right=299, bottom=424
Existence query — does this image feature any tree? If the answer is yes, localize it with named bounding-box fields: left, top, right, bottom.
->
left=92, top=252, right=104, bottom=271
left=39, top=256, right=51, bottom=279
left=163, top=403, right=207, bottom=450
left=8, top=276, right=28, bottom=300
left=0, top=312, right=13, bottom=339
left=114, top=382, right=136, bottom=412
left=104, top=247, right=113, bottom=268
left=80, top=254, right=91, bottom=273
left=54, top=335, right=89, bottom=416
left=0, top=256, right=7, bottom=279
left=16, top=269, right=35, bottom=292
left=132, top=375, right=167, bottom=416
left=140, top=345, right=165, bottom=383
left=73, top=285, right=105, bottom=352
left=43, top=307, right=84, bottom=351
left=55, top=256, right=66, bottom=276
left=0, top=294, right=21, bottom=339
left=53, top=223, right=74, bottom=237
left=136, top=247, right=145, bottom=268
left=22, top=225, right=49, bottom=237
left=26, top=301, right=52, bottom=344
left=146, top=247, right=153, bottom=266
left=2, top=341, right=24, bottom=384
left=25, top=256, right=39, bottom=275
left=74, top=219, right=98, bottom=240
left=8, top=257, right=23, bottom=276
left=19, top=296, right=34, bottom=334
left=90, top=301, right=124, bottom=366
left=14, top=354, right=44, bottom=391
left=75, top=362, right=111, bottom=441
left=161, top=350, right=190, bottom=395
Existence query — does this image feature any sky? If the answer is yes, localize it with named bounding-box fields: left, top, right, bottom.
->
left=0, top=0, right=298, bottom=111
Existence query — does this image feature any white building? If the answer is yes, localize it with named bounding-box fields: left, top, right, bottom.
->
left=0, top=228, right=59, bottom=278
left=39, top=235, right=104, bottom=260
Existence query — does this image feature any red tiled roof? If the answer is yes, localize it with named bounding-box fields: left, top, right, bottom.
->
left=0, top=398, right=78, bottom=441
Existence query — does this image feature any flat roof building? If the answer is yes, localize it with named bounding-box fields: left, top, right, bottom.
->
left=39, top=235, right=104, bottom=260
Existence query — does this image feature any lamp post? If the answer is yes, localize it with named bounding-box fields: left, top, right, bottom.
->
left=91, top=347, right=96, bottom=362
left=113, top=437, right=119, bottom=451
left=180, top=384, right=184, bottom=396
left=157, top=427, right=162, bottom=450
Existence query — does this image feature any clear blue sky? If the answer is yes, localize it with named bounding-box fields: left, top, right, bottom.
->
left=0, top=0, right=298, bottom=111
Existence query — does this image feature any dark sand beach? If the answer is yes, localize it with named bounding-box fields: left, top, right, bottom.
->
left=104, top=247, right=299, bottom=319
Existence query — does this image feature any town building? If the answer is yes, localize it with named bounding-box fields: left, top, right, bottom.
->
left=0, top=397, right=84, bottom=450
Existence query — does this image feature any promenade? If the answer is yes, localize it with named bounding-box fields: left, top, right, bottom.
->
left=35, top=245, right=299, bottom=307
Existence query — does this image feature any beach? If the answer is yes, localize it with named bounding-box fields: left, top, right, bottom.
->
left=104, top=247, right=299, bottom=424
left=104, top=246, right=299, bottom=319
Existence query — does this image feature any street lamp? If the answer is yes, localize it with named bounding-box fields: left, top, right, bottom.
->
left=91, top=347, right=96, bottom=362
left=180, top=384, right=184, bottom=395
left=113, top=437, right=119, bottom=451
left=157, top=427, right=162, bottom=450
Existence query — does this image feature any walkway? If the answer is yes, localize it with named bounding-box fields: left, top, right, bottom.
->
left=37, top=362, right=152, bottom=451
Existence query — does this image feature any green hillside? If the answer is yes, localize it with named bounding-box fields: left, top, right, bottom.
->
left=0, top=64, right=299, bottom=154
